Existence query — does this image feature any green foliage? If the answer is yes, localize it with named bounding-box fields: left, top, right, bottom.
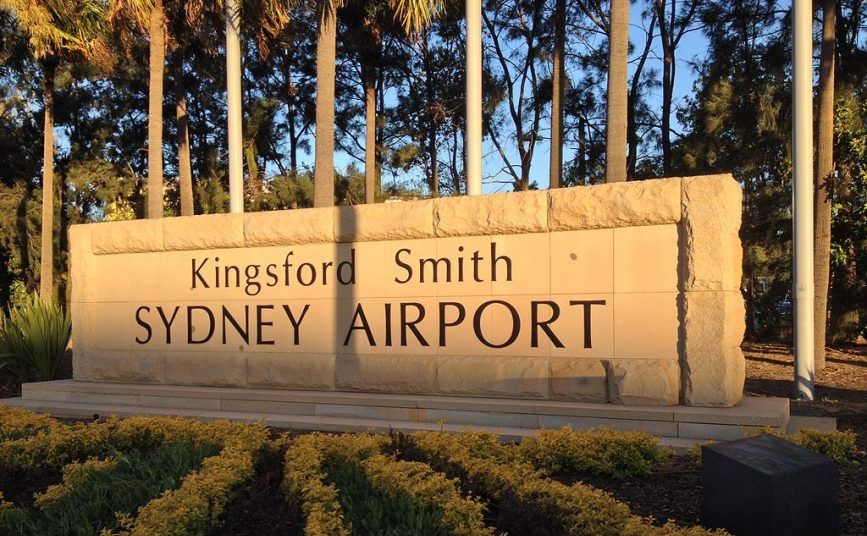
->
left=794, top=429, right=858, bottom=463
left=0, top=442, right=218, bottom=536
left=518, top=427, right=669, bottom=478
left=0, top=404, right=61, bottom=442
left=0, top=292, right=70, bottom=383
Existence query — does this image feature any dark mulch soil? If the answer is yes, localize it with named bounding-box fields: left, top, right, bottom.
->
left=0, top=466, right=62, bottom=507
left=561, top=456, right=704, bottom=528
left=204, top=441, right=300, bottom=536
left=558, top=342, right=866, bottom=536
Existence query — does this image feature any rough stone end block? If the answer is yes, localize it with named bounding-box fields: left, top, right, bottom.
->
left=550, top=358, right=607, bottom=402
left=164, top=213, right=245, bottom=251
left=69, top=225, right=98, bottom=303
left=247, top=353, right=335, bottom=390
left=549, top=177, right=681, bottom=231
left=335, top=200, right=435, bottom=242
left=91, top=219, right=164, bottom=254
left=83, top=350, right=165, bottom=384
left=682, top=291, right=746, bottom=407
left=436, top=356, right=549, bottom=399
left=607, top=359, right=680, bottom=406
left=335, top=354, right=436, bottom=394
left=434, top=190, right=548, bottom=237
left=681, top=174, right=743, bottom=292
left=165, top=352, right=246, bottom=387
left=244, top=208, right=334, bottom=247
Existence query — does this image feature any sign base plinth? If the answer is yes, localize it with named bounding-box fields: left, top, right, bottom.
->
left=2, top=380, right=801, bottom=453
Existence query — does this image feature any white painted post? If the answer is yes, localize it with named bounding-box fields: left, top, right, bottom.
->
left=792, top=0, right=815, bottom=400
left=226, top=0, right=244, bottom=213
left=465, top=0, right=482, bottom=196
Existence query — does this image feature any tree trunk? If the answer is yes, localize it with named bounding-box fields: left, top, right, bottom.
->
left=577, top=114, right=587, bottom=185
left=313, top=2, right=337, bottom=208
left=363, top=60, right=377, bottom=203
left=813, top=0, right=835, bottom=370
left=39, top=62, right=55, bottom=302
left=657, top=0, right=674, bottom=177
left=147, top=0, right=165, bottom=219
left=605, top=0, right=629, bottom=183
left=176, top=66, right=194, bottom=217
left=549, top=0, right=566, bottom=189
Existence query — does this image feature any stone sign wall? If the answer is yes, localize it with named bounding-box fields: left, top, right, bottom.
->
left=70, top=175, right=745, bottom=407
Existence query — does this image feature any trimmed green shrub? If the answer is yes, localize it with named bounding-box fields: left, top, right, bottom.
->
left=410, top=431, right=724, bottom=536
left=115, top=425, right=268, bottom=536
left=0, top=405, right=62, bottom=442
left=283, top=434, right=352, bottom=536
left=518, top=427, right=669, bottom=478
left=792, top=429, right=857, bottom=462
left=0, top=293, right=71, bottom=383
left=0, top=441, right=218, bottom=536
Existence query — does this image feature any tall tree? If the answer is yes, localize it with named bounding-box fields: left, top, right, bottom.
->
left=313, top=1, right=339, bottom=207
left=313, top=0, right=442, bottom=207
left=655, top=0, right=698, bottom=177
left=605, top=0, right=628, bottom=182
left=814, top=0, right=836, bottom=368
left=0, top=0, right=109, bottom=301
left=549, top=0, right=566, bottom=188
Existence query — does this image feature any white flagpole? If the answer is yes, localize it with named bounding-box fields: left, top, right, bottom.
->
left=465, top=0, right=482, bottom=196
left=226, top=0, right=244, bottom=213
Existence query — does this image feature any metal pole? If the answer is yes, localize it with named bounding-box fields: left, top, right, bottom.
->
left=465, top=0, right=482, bottom=196
left=792, top=0, right=815, bottom=400
left=226, top=0, right=244, bottom=213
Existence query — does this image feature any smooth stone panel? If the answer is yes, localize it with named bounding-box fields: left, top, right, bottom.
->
left=612, top=293, right=678, bottom=360
left=613, top=224, right=678, bottom=293
left=548, top=177, right=681, bottom=231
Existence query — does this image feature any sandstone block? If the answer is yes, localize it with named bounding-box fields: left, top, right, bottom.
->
left=335, top=200, right=435, bottom=242
left=164, top=213, right=245, bottom=251
left=244, top=208, right=334, bottom=247
left=247, top=353, right=335, bottom=391
left=165, top=351, right=246, bottom=387
left=434, top=190, right=547, bottom=237
left=607, top=359, right=680, bottom=406
left=69, top=225, right=98, bottom=303
left=83, top=350, right=165, bottom=384
left=681, top=291, right=746, bottom=407
left=436, top=356, right=549, bottom=398
left=680, top=174, right=743, bottom=291
left=335, top=354, right=436, bottom=394
left=550, top=358, right=607, bottom=402
left=91, top=219, right=164, bottom=254
left=549, top=178, right=681, bottom=231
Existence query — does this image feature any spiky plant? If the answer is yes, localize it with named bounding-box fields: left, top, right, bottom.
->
left=0, top=293, right=71, bottom=383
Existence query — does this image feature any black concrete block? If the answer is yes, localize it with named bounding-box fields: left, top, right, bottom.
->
left=702, top=434, right=839, bottom=536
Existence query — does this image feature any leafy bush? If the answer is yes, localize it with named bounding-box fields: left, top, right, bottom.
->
left=0, top=293, right=71, bottom=383
left=792, top=429, right=857, bottom=462
left=114, top=425, right=268, bottom=536
left=0, top=442, right=218, bottom=536
left=283, top=434, right=352, bottom=536
left=518, top=427, right=669, bottom=478
left=410, top=432, right=724, bottom=536
left=0, top=405, right=61, bottom=442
